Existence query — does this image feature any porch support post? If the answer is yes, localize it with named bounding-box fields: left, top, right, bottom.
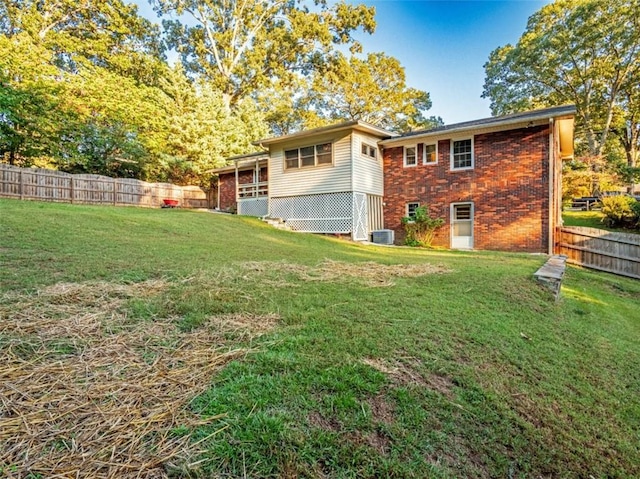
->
left=235, top=160, right=239, bottom=202
left=255, top=157, right=260, bottom=197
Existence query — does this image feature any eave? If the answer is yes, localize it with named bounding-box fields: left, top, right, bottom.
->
left=254, top=121, right=398, bottom=147
left=379, top=105, right=577, bottom=147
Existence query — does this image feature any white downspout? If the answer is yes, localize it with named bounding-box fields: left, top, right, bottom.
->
left=234, top=160, right=239, bottom=213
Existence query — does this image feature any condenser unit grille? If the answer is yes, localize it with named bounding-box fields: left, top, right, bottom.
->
left=371, top=229, right=394, bottom=245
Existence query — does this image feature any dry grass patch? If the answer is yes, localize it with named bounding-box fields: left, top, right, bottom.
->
left=362, top=357, right=454, bottom=398
left=241, top=259, right=450, bottom=287
left=0, top=281, right=277, bottom=478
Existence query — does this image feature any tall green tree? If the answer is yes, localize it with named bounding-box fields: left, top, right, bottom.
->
left=156, top=0, right=376, bottom=109
left=308, top=52, right=441, bottom=132
left=0, top=0, right=171, bottom=176
left=482, top=0, right=640, bottom=165
left=0, top=0, right=165, bottom=82
left=152, top=65, right=269, bottom=185
left=0, top=70, right=60, bottom=165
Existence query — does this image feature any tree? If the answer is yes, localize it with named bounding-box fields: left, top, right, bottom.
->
left=0, top=35, right=65, bottom=166
left=153, top=65, right=269, bottom=185
left=156, top=0, right=376, bottom=109
left=0, top=0, right=173, bottom=176
left=0, top=72, right=60, bottom=165
left=482, top=0, right=640, bottom=162
left=0, top=0, right=165, bottom=83
left=308, top=52, right=441, bottom=132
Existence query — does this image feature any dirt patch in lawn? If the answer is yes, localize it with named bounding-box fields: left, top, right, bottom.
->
left=367, top=393, right=395, bottom=425
left=308, top=411, right=341, bottom=432
left=241, top=260, right=450, bottom=287
left=0, top=281, right=277, bottom=478
left=362, top=357, right=455, bottom=398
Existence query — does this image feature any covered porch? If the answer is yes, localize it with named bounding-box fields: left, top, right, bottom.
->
left=210, top=152, right=269, bottom=216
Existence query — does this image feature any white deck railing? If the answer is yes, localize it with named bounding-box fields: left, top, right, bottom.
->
left=238, top=182, right=268, bottom=199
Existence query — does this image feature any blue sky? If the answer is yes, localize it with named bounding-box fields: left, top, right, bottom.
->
left=134, top=0, right=550, bottom=124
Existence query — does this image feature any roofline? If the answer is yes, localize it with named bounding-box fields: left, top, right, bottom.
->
left=254, top=120, right=398, bottom=146
left=379, top=105, right=577, bottom=146
left=207, top=154, right=268, bottom=174
left=226, top=151, right=268, bottom=161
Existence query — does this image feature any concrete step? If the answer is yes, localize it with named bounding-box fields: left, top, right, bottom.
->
left=262, top=217, right=291, bottom=231
left=534, top=254, right=568, bottom=300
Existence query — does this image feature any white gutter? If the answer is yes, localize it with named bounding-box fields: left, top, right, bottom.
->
left=380, top=109, right=576, bottom=147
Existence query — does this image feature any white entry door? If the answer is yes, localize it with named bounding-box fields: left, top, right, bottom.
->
left=451, top=203, right=474, bottom=249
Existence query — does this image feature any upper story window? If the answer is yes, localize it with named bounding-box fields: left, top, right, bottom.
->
left=423, top=143, right=437, bottom=164
left=451, top=138, right=473, bottom=170
left=361, top=143, right=377, bottom=159
left=285, top=142, right=333, bottom=169
left=404, top=146, right=417, bottom=167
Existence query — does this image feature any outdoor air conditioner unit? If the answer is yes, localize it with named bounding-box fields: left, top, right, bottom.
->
left=371, top=229, right=394, bottom=245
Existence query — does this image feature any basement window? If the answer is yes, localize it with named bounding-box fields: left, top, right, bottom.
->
left=406, top=202, right=420, bottom=219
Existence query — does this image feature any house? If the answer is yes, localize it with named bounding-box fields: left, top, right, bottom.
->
left=214, top=121, right=397, bottom=240
left=380, top=105, right=575, bottom=252
left=211, top=105, right=576, bottom=253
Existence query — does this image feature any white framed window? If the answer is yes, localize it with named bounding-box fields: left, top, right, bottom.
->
left=404, top=145, right=417, bottom=167
left=406, top=202, right=420, bottom=219
left=423, top=143, right=437, bottom=164
left=284, top=142, right=333, bottom=170
left=361, top=143, right=377, bottom=159
left=451, top=138, right=473, bottom=170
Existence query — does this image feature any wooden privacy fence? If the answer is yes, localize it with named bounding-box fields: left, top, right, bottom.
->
left=555, top=226, right=640, bottom=280
left=0, top=164, right=209, bottom=209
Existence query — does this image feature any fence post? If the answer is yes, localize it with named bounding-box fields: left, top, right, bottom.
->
left=70, top=176, right=75, bottom=204
left=113, top=178, right=117, bottom=206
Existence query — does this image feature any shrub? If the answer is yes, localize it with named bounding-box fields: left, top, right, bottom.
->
left=401, top=205, right=445, bottom=247
left=600, top=196, right=639, bottom=228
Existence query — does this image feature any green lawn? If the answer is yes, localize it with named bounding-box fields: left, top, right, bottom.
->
left=2, top=199, right=639, bottom=478
left=563, top=209, right=640, bottom=233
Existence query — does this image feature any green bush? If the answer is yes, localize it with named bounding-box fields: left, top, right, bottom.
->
left=600, top=196, right=639, bottom=228
left=401, top=205, right=445, bottom=247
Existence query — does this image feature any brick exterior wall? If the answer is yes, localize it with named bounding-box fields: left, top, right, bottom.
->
left=382, top=125, right=551, bottom=252
left=218, top=168, right=267, bottom=211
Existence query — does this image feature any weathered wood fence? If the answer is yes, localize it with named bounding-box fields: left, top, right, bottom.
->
left=555, top=226, right=640, bottom=280
left=0, top=164, right=209, bottom=209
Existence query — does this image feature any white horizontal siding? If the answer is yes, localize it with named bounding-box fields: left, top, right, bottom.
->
left=352, top=132, right=384, bottom=196
left=269, top=132, right=352, bottom=198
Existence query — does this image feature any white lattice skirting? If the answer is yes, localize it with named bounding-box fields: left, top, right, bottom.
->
left=238, top=198, right=268, bottom=217
left=270, top=192, right=354, bottom=233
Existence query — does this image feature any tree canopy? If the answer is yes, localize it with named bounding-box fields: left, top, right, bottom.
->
left=0, top=0, right=438, bottom=184
left=156, top=0, right=377, bottom=108
left=482, top=0, right=640, bottom=170
left=308, top=52, right=441, bottom=132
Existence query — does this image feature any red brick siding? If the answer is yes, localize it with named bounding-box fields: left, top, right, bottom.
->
left=218, top=169, right=265, bottom=211
left=382, top=125, right=550, bottom=252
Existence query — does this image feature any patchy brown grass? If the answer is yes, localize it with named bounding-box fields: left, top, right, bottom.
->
left=362, top=357, right=455, bottom=399
left=0, top=281, right=278, bottom=478
left=240, top=259, right=450, bottom=287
